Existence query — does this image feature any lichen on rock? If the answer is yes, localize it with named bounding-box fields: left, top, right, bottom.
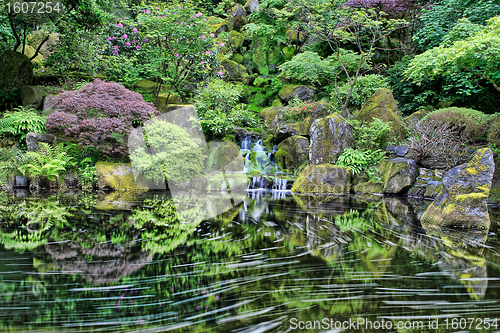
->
left=421, top=148, right=495, bottom=229
left=291, top=164, right=352, bottom=194
left=275, top=135, right=309, bottom=170
left=378, top=158, right=419, bottom=194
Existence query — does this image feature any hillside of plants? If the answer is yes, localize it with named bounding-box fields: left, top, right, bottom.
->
left=1, top=0, right=500, bottom=190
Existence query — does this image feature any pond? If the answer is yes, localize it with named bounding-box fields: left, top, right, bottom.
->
left=0, top=190, right=500, bottom=332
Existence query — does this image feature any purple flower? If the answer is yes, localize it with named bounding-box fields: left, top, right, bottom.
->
left=123, top=34, right=128, bottom=39
left=220, top=43, right=225, bottom=47
left=196, top=12, right=202, bottom=17
left=200, top=35, right=206, bottom=39
left=136, top=45, right=140, bottom=49
left=218, top=71, right=224, bottom=76
left=175, top=53, right=179, bottom=57
left=146, top=10, right=151, bottom=14
left=116, top=302, right=120, bottom=307
left=205, top=51, right=211, bottom=55
left=215, top=295, right=219, bottom=300
left=133, top=40, right=137, bottom=43
left=200, top=61, right=205, bottom=64
left=114, top=45, right=118, bottom=49
left=117, top=23, right=123, bottom=28
left=126, top=42, right=131, bottom=46
left=196, top=305, right=201, bottom=310
left=163, top=36, right=167, bottom=40
left=107, top=37, right=112, bottom=41
left=210, top=33, right=215, bottom=37
left=113, top=49, right=118, bottom=54
left=112, top=36, right=116, bottom=40
left=132, top=28, right=138, bottom=33
left=144, top=38, right=149, bottom=42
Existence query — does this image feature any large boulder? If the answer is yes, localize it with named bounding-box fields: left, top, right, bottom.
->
left=155, top=93, right=182, bottom=110
left=244, top=0, right=259, bottom=13
left=275, top=122, right=309, bottom=142
left=95, top=162, right=140, bottom=190
left=260, top=107, right=284, bottom=132
left=0, top=51, right=33, bottom=92
left=227, top=5, right=247, bottom=31
left=207, top=141, right=244, bottom=172
left=309, top=112, right=354, bottom=165
left=21, top=85, right=50, bottom=110
left=421, top=148, right=495, bottom=229
left=275, top=135, right=309, bottom=170
left=356, top=88, right=406, bottom=141
left=228, top=30, right=244, bottom=49
left=292, top=164, right=352, bottom=194
left=220, top=58, right=250, bottom=84
left=378, top=158, right=419, bottom=194
left=278, top=84, right=315, bottom=102
left=26, top=132, right=58, bottom=152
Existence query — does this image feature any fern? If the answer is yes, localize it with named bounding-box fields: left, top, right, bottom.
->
left=335, top=148, right=386, bottom=176
left=0, top=111, right=47, bottom=145
left=21, top=143, right=73, bottom=184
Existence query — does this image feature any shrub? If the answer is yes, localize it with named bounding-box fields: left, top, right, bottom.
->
left=195, top=78, right=242, bottom=116
left=284, top=98, right=316, bottom=122
left=349, top=118, right=393, bottom=151
left=0, top=147, right=27, bottom=185
left=422, top=107, right=490, bottom=142
left=335, top=148, right=386, bottom=178
left=278, top=51, right=334, bottom=85
left=46, top=79, right=160, bottom=157
left=332, top=74, right=390, bottom=110
left=0, top=108, right=46, bottom=147
left=407, top=119, right=471, bottom=170
left=130, top=119, right=206, bottom=186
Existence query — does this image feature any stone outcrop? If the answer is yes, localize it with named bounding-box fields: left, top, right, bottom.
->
left=309, top=112, right=354, bottom=165
left=26, top=132, right=59, bottom=152
left=21, top=85, right=50, bottom=110
left=0, top=51, right=33, bottom=92
left=356, top=88, right=406, bottom=141
left=275, top=135, right=309, bottom=170
left=408, top=168, right=443, bottom=199
left=421, top=148, right=495, bottom=229
left=207, top=141, right=244, bottom=172
left=220, top=58, right=250, bottom=84
left=278, top=84, right=315, bottom=102
left=227, top=5, right=247, bottom=31
left=378, top=158, right=419, bottom=194
left=95, top=162, right=140, bottom=190
left=291, top=164, right=352, bottom=194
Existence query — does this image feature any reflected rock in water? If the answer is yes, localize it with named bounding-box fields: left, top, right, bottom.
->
left=45, top=241, right=152, bottom=284
left=95, top=191, right=146, bottom=210
left=381, top=197, right=419, bottom=226
left=305, top=215, right=347, bottom=262
left=293, top=194, right=350, bottom=218
left=423, top=226, right=489, bottom=300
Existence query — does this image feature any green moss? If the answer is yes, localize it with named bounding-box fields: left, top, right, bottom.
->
left=253, top=76, right=270, bottom=87
left=282, top=46, right=295, bottom=61
left=155, top=93, right=182, bottom=110
left=291, top=164, right=352, bottom=193
left=207, top=141, right=243, bottom=172
left=232, top=53, right=244, bottom=64
left=278, top=84, right=296, bottom=101
left=262, top=134, right=275, bottom=151
left=353, top=180, right=384, bottom=194
left=220, top=58, right=250, bottom=84
left=260, top=107, right=282, bottom=126
left=285, top=27, right=306, bottom=42
left=488, top=114, right=500, bottom=147
left=267, top=46, right=283, bottom=66
left=271, top=99, right=282, bottom=107
left=95, top=162, right=140, bottom=190
left=228, top=30, right=244, bottom=49
left=252, top=37, right=269, bottom=76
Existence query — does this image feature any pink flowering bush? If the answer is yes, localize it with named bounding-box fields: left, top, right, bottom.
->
left=46, top=80, right=160, bottom=157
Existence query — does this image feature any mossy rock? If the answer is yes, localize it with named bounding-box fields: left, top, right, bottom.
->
left=260, top=106, right=284, bottom=130
left=209, top=18, right=228, bottom=35
left=353, top=180, right=384, bottom=194
left=244, top=0, right=259, bottom=12
left=404, top=108, right=430, bottom=127
left=378, top=158, right=419, bottom=194
left=20, top=45, right=44, bottom=65
left=278, top=84, right=315, bottom=102
left=95, top=162, right=140, bottom=190
left=253, top=76, right=270, bottom=87
left=243, top=51, right=252, bottom=64
left=275, top=122, right=309, bottom=142
left=252, top=37, right=269, bottom=75
left=292, top=164, right=352, bottom=194
left=207, top=141, right=244, bottom=172
left=220, top=58, right=250, bottom=84
left=282, top=46, right=295, bottom=60
left=228, top=30, right=244, bottom=49
left=135, top=80, right=168, bottom=93
left=285, top=27, right=306, bottom=43
left=232, top=53, right=244, bottom=64
left=267, top=45, right=283, bottom=66
left=488, top=114, right=500, bottom=147
left=0, top=50, right=33, bottom=92
left=275, top=135, right=309, bottom=170
left=357, top=88, right=406, bottom=142
left=421, top=148, right=495, bottom=229
left=95, top=191, right=140, bottom=210
left=156, top=93, right=182, bottom=110
left=21, top=85, right=50, bottom=110
left=271, top=99, right=282, bottom=107
left=227, top=5, right=247, bottom=31
left=309, top=112, right=354, bottom=165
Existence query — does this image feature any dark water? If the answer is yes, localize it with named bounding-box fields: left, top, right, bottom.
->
left=1, top=190, right=500, bottom=332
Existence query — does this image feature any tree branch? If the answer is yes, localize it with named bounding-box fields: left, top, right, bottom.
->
left=30, top=35, right=50, bottom=61
left=8, top=14, right=21, bottom=52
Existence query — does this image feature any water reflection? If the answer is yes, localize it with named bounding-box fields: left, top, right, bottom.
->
left=0, top=191, right=499, bottom=332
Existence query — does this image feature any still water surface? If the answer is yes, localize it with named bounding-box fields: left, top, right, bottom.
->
left=0, top=191, right=500, bottom=332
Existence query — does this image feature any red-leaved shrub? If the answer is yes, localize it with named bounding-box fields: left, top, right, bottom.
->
left=46, top=79, right=160, bottom=157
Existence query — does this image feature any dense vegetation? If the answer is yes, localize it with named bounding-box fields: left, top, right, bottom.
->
left=0, top=0, right=500, bottom=188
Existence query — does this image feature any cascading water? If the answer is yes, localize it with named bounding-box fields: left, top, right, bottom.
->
left=239, top=134, right=293, bottom=194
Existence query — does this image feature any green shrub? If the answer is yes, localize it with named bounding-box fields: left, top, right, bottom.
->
left=422, top=107, right=490, bottom=142
left=335, top=148, right=386, bottom=179
left=349, top=118, right=393, bottom=151
left=284, top=98, right=316, bottom=122
left=278, top=51, right=334, bottom=85
left=0, top=109, right=46, bottom=147
left=195, top=78, right=243, bottom=116
left=332, top=74, right=389, bottom=110
left=130, top=119, right=206, bottom=186
left=102, top=55, right=140, bottom=88
left=0, top=147, right=27, bottom=185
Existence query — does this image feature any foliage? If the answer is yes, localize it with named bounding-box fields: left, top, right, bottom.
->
left=0, top=146, right=27, bottom=184
left=21, top=143, right=75, bottom=186
left=199, top=109, right=235, bottom=137
left=101, top=55, right=140, bottom=88
left=335, top=147, right=386, bottom=176
left=195, top=78, right=243, bottom=116
left=135, top=4, right=222, bottom=97
left=46, top=79, right=160, bottom=157
left=287, top=1, right=407, bottom=116
left=0, top=110, right=46, bottom=147
left=130, top=119, right=206, bottom=186
left=231, top=104, right=260, bottom=128
left=413, top=0, right=500, bottom=51
left=278, top=51, right=334, bottom=85
left=406, top=16, right=500, bottom=96
left=78, top=158, right=98, bottom=189
left=349, top=117, right=392, bottom=150
left=332, top=74, right=389, bottom=110
left=407, top=119, right=471, bottom=170
left=284, top=98, right=316, bottom=122
left=422, top=107, right=490, bottom=142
